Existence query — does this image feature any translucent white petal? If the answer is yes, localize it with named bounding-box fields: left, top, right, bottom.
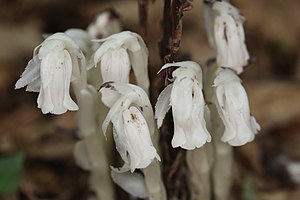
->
left=101, top=95, right=129, bottom=135
left=93, top=38, right=123, bottom=68
left=158, top=61, right=201, bottom=75
left=37, top=83, right=53, bottom=114
left=38, top=52, right=54, bottom=114
left=250, top=116, right=261, bottom=133
left=172, top=121, right=186, bottom=148
left=171, top=77, right=194, bottom=126
left=26, top=78, right=41, bottom=92
left=112, top=113, right=128, bottom=163
left=213, top=68, right=259, bottom=146
left=101, top=48, right=130, bottom=83
left=15, top=56, right=41, bottom=89
left=62, top=50, right=79, bottom=112
left=111, top=170, right=148, bottom=198
left=155, top=84, right=173, bottom=128
left=122, top=106, right=158, bottom=172
left=100, top=88, right=120, bottom=107
left=190, top=81, right=211, bottom=143
left=127, top=33, right=150, bottom=93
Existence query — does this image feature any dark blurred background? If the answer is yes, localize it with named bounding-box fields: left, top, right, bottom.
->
left=0, top=0, right=300, bottom=199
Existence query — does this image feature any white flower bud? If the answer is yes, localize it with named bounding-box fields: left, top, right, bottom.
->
left=213, top=68, right=260, bottom=146
left=100, top=82, right=160, bottom=172
left=155, top=61, right=211, bottom=150
left=87, top=9, right=122, bottom=39
left=205, top=1, right=249, bottom=74
left=15, top=33, right=86, bottom=114
left=92, top=31, right=149, bottom=106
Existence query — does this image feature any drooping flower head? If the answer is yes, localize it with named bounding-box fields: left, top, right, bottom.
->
left=100, top=82, right=160, bottom=172
left=91, top=31, right=149, bottom=106
left=87, top=8, right=122, bottom=39
left=204, top=1, right=249, bottom=74
left=212, top=68, right=260, bottom=146
left=155, top=61, right=211, bottom=150
left=15, top=33, right=86, bottom=114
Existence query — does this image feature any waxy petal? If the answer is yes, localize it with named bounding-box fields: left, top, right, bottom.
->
left=157, top=61, right=211, bottom=150
left=123, top=106, right=158, bottom=171
left=101, top=48, right=130, bottom=83
left=38, top=48, right=78, bottom=114
left=155, top=84, right=173, bottom=128
left=213, top=68, right=259, bottom=146
left=15, top=56, right=41, bottom=89
left=111, top=170, right=148, bottom=198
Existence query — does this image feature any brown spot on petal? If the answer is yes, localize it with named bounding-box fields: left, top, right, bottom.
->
left=131, top=113, right=137, bottom=121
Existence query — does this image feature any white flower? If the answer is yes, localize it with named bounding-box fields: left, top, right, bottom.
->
left=213, top=68, right=260, bottom=146
left=87, top=8, right=122, bottom=39
left=91, top=31, right=149, bottom=106
left=210, top=1, right=249, bottom=74
left=100, top=82, right=160, bottom=172
left=15, top=33, right=86, bottom=114
left=155, top=61, right=211, bottom=150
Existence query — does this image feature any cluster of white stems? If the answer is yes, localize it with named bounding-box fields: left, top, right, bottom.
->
left=15, top=1, right=260, bottom=199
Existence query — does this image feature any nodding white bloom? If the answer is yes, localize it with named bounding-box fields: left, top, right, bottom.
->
left=92, top=31, right=149, bottom=106
left=100, top=82, right=160, bottom=172
left=205, top=1, right=249, bottom=74
left=213, top=68, right=260, bottom=146
left=87, top=8, right=122, bottom=39
left=15, top=33, right=86, bottom=114
left=155, top=61, right=211, bottom=150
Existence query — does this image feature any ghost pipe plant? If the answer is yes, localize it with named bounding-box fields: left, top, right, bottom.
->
left=183, top=1, right=260, bottom=200
left=14, top=0, right=261, bottom=199
left=15, top=32, right=115, bottom=200
left=15, top=33, right=84, bottom=114
left=91, top=31, right=149, bottom=91
left=213, top=68, right=260, bottom=146
left=87, top=8, right=122, bottom=40
left=100, top=82, right=160, bottom=172
left=155, top=61, right=211, bottom=150
left=99, top=82, right=166, bottom=199
left=86, top=9, right=122, bottom=89
left=204, top=0, right=249, bottom=74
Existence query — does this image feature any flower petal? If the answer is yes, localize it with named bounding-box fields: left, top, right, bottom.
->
left=101, top=95, right=130, bottom=135
left=15, top=56, right=41, bottom=89
left=127, top=33, right=150, bottom=93
left=155, top=84, right=173, bottom=128
left=100, top=48, right=130, bottom=83
left=213, top=68, right=259, bottom=146
left=122, top=106, right=158, bottom=171
left=111, top=170, right=148, bottom=198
